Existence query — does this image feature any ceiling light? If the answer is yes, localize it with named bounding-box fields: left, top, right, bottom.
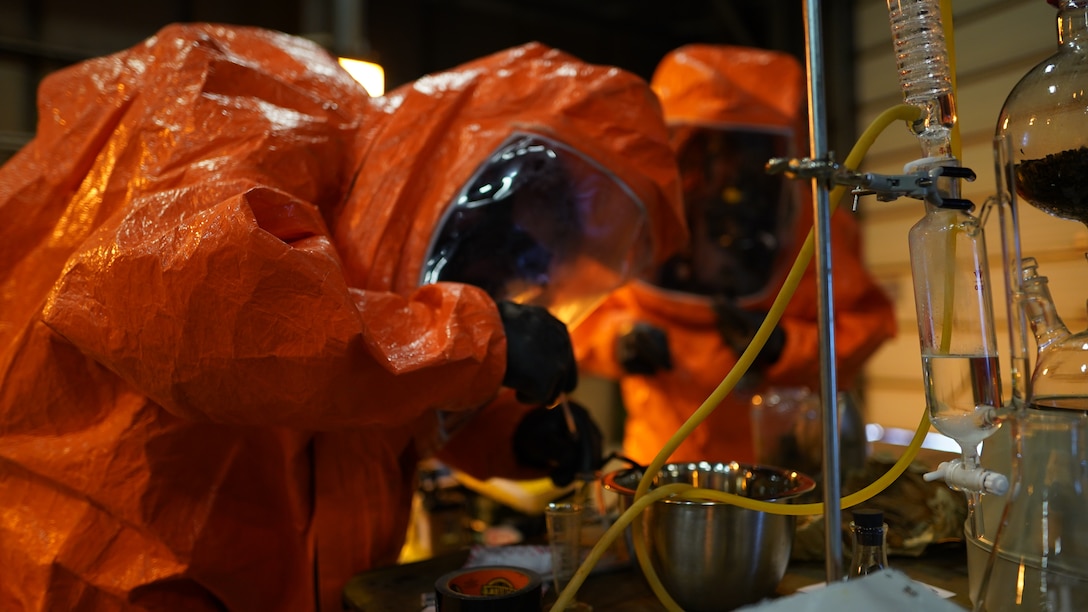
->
left=338, top=58, right=384, bottom=97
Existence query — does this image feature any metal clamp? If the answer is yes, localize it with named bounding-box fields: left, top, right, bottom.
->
left=766, top=156, right=977, bottom=211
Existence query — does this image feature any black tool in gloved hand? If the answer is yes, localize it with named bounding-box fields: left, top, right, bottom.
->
left=513, top=399, right=604, bottom=488
left=616, top=321, right=672, bottom=375
left=497, top=300, right=578, bottom=406
left=711, top=296, right=785, bottom=370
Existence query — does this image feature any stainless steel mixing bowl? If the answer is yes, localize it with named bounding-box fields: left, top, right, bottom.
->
left=602, top=461, right=815, bottom=611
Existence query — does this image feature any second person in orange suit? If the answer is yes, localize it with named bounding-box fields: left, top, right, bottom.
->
left=572, top=44, right=897, bottom=468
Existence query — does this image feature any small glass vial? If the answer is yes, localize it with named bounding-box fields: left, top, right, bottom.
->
left=848, top=508, right=889, bottom=578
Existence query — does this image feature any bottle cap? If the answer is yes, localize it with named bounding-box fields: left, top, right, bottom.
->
left=852, top=508, right=884, bottom=529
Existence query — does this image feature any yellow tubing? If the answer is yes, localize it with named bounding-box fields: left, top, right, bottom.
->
left=942, top=0, right=962, bottom=355
left=549, top=102, right=925, bottom=612
left=939, top=213, right=959, bottom=354
left=635, top=103, right=924, bottom=503
left=547, top=412, right=933, bottom=612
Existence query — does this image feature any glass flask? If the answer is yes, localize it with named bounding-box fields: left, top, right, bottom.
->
left=983, top=2, right=1088, bottom=605
left=887, top=0, right=1002, bottom=475
left=978, top=2, right=1088, bottom=608
left=974, top=408, right=1088, bottom=611
left=848, top=508, right=890, bottom=579
left=910, top=195, right=1006, bottom=585
left=886, top=0, right=1011, bottom=599
left=973, top=260, right=1088, bottom=611
left=996, top=0, right=1088, bottom=231
left=1018, top=260, right=1088, bottom=412
left=910, top=202, right=1003, bottom=455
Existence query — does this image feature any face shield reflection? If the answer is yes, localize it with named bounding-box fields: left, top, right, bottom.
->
left=651, top=126, right=796, bottom=300
left=421, top=134, right=651, bottom=326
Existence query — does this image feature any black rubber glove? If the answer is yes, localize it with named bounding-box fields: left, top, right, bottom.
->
left=498, top=300, right=578, bottom=406
left=513, top=400, right=604, bottom=487
left=616, top=322, right=672, bottom=375
left=711, top=296, right=785, bottom=370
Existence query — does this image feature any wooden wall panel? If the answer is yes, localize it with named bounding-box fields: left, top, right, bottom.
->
left=851, top=0, right=1085, bottom=431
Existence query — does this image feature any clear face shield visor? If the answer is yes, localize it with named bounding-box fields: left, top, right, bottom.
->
left=652, top=125, right=796, bottom=300
left=420, top=134, right=652, bottom=326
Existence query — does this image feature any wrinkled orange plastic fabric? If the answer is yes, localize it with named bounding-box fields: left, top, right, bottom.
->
left=0, top=24, right=685, bottom=611
left=572, top=44, right=898, bottom=467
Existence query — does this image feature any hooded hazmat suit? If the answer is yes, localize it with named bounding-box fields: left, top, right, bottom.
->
left=572, top=44, right=897, bottom=467
left=0, top=24, right=686, bottom=611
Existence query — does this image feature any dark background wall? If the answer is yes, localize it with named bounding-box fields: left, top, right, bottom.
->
left=0, top=0, right=857, bottom=164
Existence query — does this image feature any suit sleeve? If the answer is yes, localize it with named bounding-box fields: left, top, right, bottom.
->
left=431, top=391, right=547, bottom=482
left=34, top=24, right=507, bottom=431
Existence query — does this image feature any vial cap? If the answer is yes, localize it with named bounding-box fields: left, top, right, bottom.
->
left=852, top=508, right=884, bottom=529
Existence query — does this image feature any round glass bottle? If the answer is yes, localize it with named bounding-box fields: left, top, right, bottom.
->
left=996, top=0, right=1088, bottom=230
left=972, top=259, right=1088, bottom=610
left=982, top=2, right=1088, bottom=609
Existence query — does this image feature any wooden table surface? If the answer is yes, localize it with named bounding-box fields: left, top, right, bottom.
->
left=341, top=540, right=972, bottom=611
left=344, top=443, right=972, bottom=610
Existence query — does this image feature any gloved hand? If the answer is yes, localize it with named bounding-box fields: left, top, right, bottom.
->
left=616, top=322, right=672, bottom=375
left=513, top=400, right=604, bottom=487
left=711, top=296, right=785, bottom=370
left=498, top=300, right=578, bottom=405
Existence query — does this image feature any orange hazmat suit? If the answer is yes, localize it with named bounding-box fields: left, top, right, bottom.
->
left=0, top=24, right=686, bottom=611
left=572, top=44, right=897, bottom=467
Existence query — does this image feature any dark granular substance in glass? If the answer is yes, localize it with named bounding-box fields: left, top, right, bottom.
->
left=1015, top=146, right=1088, bottom=225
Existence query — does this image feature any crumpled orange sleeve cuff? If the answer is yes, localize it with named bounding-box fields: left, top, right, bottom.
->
left=32, top=23, right=509, bottom=432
